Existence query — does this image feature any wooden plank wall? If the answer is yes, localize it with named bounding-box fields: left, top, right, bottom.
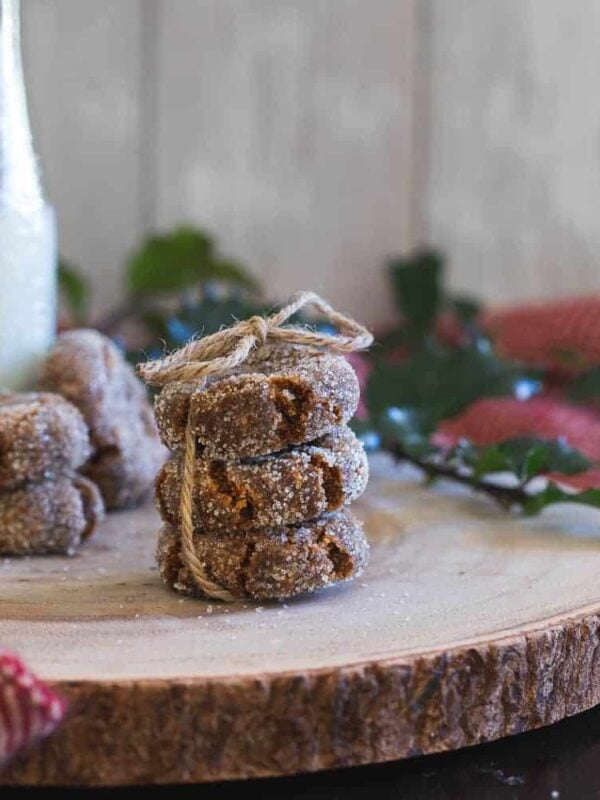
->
left=424, top=0, right=600, bottom=305
left=21, top=0, right=600, bottom=321
left=23, top=0, right=144, bottom=315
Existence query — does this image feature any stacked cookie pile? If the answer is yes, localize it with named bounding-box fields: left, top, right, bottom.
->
left=0, top=328, right=166, bottom=557
left=0, top=393, right=104, bottom=555
left=152, top=344, right=370, bottom=601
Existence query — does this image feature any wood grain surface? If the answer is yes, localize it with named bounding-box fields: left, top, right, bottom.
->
left=2, top=456, right=600, bottom=786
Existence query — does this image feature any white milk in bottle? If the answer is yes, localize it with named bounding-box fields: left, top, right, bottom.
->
left=0, top=0, right=56, bottom=390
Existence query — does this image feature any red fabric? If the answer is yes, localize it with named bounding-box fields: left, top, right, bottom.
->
left=0, top=651, right=64, bottom=765
left=437, top=396, right=600, bottom=456
left=484, top=296, right=600, bottom=373
left=436, top=396, right=600, bottom=488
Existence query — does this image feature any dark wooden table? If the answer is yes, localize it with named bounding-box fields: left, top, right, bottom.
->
left=7, top=703, right=600, bottom=799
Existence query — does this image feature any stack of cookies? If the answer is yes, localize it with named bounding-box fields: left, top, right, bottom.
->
left=0, top=393, right=104, bottom=555
left=152, top=344, right=370, bottom=601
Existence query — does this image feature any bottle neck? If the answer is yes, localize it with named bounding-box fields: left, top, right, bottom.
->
left=0, top=0, right=44, bottom=215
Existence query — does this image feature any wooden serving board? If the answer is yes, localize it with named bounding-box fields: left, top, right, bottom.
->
left=2, top=455, right=600, bottom=786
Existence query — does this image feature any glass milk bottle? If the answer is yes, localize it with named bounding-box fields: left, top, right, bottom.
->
left=0, top=0, right=56, bottom=390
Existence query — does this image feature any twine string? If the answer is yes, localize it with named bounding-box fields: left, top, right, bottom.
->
left=139, top=291, right=373, bottom=602
left=138, top=290, right=373, bottom=387
left=180, top=414, right=239, bottom=602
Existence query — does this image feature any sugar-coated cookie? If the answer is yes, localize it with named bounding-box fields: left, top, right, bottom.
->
left=0, top=475, right=104, bottom=555
left=154, top=344, right=359, bottom=459
left=38, top=329, right=166, bottom=509
left=156, top=427, right=368, bottom=534
left=0, top=392, right=90, bottom=490
left=156, top=509, right=369, bottom=601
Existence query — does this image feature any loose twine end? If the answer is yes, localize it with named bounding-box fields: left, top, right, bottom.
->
left=139, top=291, right=373, bottom=602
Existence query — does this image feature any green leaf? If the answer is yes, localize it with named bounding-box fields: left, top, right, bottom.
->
left=58, top=259, right=89, bottom=323
left=519, top=444, right=552, bottom=480
left=466, top=445, right=514, bottom=480
left=447, top=295, right=481, bottom=326
left=520, top=438, right=590, bottom=478
left=441, top=438, right=514, bottom=479
left=462, top=437, right=591, bottom=482
left=388, top=249, right=443, bottom=342
left=127, top=226, right=214, bottom=293
left=507, top=437, right=589, bottom=479
left=366, top=344, right=540, bottom=425
left=523, top=484, right=600, bottom=516
left=126, top=226, right=259, bottom=294
left=211, top=259, right=260, bottom=290
left=568, top=368, right=600, bottom=401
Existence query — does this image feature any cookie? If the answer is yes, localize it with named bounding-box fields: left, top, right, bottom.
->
left=38, top=329, right=166, bottom=509
left=83, top=425, right=165, bottom=510
left=0, top=475, right=104, bottom=555
left=156, top=509, right=369, bottom=601
left=0, top=392, right=91, bottom=490
left=156, top=426, right=368, bottom=534
left=154, top=344, right=359, bottom=459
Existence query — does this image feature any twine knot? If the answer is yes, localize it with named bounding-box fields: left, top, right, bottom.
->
left=138, top=291, right=373, bottom=603
left=247, top=315, right=269, bottom=347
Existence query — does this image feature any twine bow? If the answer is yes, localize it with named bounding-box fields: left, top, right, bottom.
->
left=139, top=290, right=373, bottom=387
left=138, top=291, right=373, bottom=602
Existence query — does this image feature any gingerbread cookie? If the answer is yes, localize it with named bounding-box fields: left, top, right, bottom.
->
left=38, top=329, right=166, bottom=509
left=156, top=427, right=368, bottom=534
left=154, top=344, right=359, bottom=459
left=0, top=392, right=90, bottom=490
left=84, top=420, right=167, bottom=510
left=157, top=509, right=369, bottom=601
left=0, top=475, right=104, bottom=555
